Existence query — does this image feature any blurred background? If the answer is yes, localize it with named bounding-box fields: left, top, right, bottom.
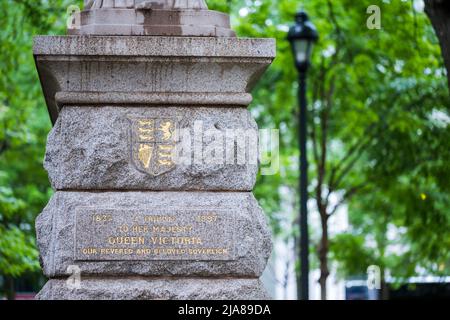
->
left=0, top=0, right=449, bottom=300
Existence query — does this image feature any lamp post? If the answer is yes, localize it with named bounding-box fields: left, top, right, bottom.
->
left=288, top=10, right=318, bottom=301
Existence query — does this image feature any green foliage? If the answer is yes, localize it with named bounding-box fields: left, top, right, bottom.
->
left=330, top=233, right=376, bottom=278
left=210, top=0, right=449, bottom=282
left=0, top=0, right=82, bottom=294
left=0, top=225, right=40, bottom=277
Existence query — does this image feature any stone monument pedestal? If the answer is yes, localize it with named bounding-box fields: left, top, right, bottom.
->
left=34, top=36, right=275, bottom=300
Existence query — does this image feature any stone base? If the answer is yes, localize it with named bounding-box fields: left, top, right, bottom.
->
left=44, top=106, right=259, bottom=191
left=33, top=35, right=275, bottom=124
left=36, top=192, right=272, bottom=278
left=37, top=278, right=270, bottom=300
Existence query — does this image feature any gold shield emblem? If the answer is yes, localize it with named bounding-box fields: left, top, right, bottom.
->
left=130, top=118, right=177, bottom=176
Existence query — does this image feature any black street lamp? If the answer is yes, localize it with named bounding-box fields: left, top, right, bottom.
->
left=288, top=10, right=318, bottom=301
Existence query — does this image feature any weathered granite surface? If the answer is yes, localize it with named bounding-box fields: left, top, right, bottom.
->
left=33, top=36, right=276, bottom=124
left=36, top=192, right=272, bottom=278
left=70, top=9, right=236, bottom=37
left=37, top=278, right=270, bottom=300
left=44, top=106, right=259, bottom=191
left=84, top=0, right=208, bottom=10
left=69, top=1, right=235, bottom=37
left=33, top=36, right=275, bottom=57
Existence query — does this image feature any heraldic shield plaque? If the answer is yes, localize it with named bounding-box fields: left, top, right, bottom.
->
left=129, top=118, right=177, bottom=176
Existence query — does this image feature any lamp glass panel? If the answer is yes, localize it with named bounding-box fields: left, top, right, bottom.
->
left=294, top=39, right=314, bottom=65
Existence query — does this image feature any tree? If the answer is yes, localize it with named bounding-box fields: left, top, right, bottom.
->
left=0, top=0, right=82, bottom=299
left=302, top=0, right=448, bottom=299
left=209, top=0, right=449, bottom=299
left=425, top=0, right=450, bottom=89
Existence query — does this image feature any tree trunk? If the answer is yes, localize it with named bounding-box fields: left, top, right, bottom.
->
left=318, top=211, right=330, bottom=300
left=425, top=0, right=450, bottom=89
left=381, top=279, right=389, bottom=300
left=4, top=276, right=15, bottom=300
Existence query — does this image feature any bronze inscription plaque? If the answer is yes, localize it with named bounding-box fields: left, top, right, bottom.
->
left=74, top=209, right=236, bottom=261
